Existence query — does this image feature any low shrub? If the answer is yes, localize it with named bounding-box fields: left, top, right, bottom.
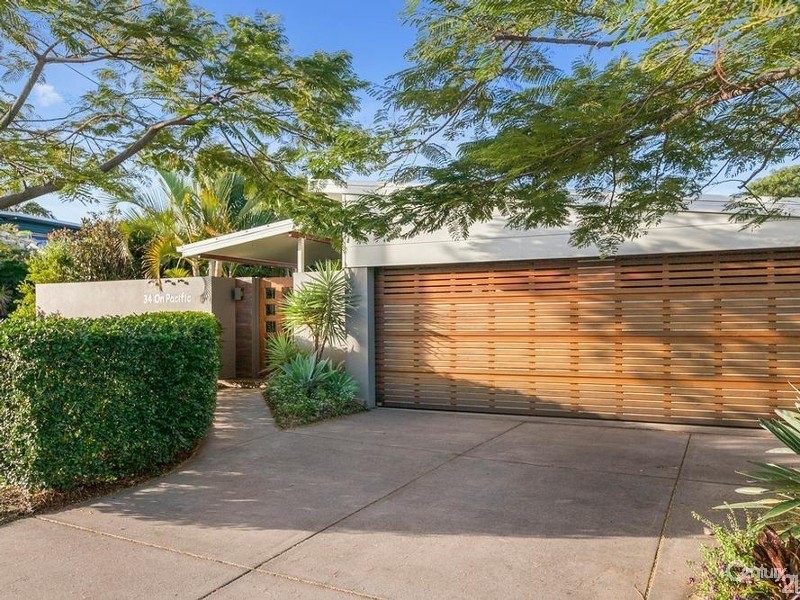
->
left=266, top=355, right=362, bottom=428
left=12, top=214, right=138, bottom=319
left=0, top=312, right=220, bottom=490
left=691, top=513, right=778, bottom=599
left=0, top=225, right=31, bottom=318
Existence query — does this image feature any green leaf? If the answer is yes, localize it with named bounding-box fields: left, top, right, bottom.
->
left=760, top=499, right=800, bottom=522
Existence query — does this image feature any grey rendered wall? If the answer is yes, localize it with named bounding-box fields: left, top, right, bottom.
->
left=345, top=211, right=800, bottom=268
left=36, top=277, right=237, bottom=378
left=292, top=268, right=375, bottom=407
left=343, top=267, right=375, bottom=408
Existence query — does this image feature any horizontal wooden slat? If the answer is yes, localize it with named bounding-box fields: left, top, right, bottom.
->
left=375, top=248, right=800, bottom=427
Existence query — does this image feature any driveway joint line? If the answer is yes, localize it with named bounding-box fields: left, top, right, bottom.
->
left=34, top=515, right=248, bottom=570
left=284, top=428, right=493, bottom=456
left=35, top=514, right=380, bottom=600
left=197, top=568, right=386, bottom=600
left=219, top=420, right=528, bottom=594
left=643, top=432, right=692, bottom=599
left=211, top=430, right=281, bottom=453
left=456, top=453, right=683, bottom=482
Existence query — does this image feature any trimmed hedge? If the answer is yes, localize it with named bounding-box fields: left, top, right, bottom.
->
left=0, top=312, right=220, bottom=490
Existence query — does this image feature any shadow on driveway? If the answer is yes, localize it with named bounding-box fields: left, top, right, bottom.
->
left=1, top=389, right=792, bottom=600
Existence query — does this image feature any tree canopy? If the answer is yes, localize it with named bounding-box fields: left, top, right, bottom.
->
left=118, top=169, right=279, bottom=278
left=0, top=0, right=379, bottom=223
left=358, top=0, right=800, bottom=252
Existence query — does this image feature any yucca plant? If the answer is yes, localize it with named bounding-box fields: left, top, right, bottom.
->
left=265, top=333, right=304, bottom=371
left=721, top=386, right=800, bottom=536
left=282, top=260, right=354, bottom=360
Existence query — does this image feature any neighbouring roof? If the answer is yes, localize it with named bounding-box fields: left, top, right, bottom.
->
left=177, top=219, right=339, bottom=268
left=0, top=210, right=80, bottom=245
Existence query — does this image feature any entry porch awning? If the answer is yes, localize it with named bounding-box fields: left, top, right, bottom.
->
left=177, top=219, right=339, bottom=271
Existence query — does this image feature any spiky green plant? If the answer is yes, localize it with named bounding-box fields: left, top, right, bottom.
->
left=117, top=170, right=277, bottom=279
left=278, top=354, right=334, bottom=391
left=720, top=386, right=800, bottom=536
left=281, top=260, right=354, bottom=360
left=265, top=332, right=304, bottom=371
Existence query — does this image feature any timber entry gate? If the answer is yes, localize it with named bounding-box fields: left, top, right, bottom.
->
left=258, top=277, right=293, bottom=372
left=375, top=249, right=800, bottom=427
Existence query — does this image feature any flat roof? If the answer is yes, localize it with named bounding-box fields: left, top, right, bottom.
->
left=177, top=219, right=339, bottom=268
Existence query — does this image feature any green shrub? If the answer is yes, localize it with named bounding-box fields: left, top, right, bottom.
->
left=12, top=214, right=138, bottom=319
left=0, top=312, right=220, bottom=490
left=0, top=225, right=32, bottom=318
left=691, top=513, right=797, bottom=599
left=266, top=356, right=362, bottom=428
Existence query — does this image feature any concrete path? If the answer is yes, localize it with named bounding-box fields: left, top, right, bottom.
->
left=0, top=390, right=786, bottom=599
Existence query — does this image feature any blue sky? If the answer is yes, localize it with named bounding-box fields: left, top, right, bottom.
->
left=38, top=1, right=413, bottom=221
left=29, top=1, right=786, bottom=222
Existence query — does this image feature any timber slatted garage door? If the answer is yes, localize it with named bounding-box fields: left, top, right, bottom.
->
left=375, top=249, right=800, bottom=426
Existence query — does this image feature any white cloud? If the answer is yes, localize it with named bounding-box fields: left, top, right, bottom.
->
left=32, top=83, right=63, bottom=107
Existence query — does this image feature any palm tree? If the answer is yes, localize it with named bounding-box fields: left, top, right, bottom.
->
left=117, top=170, right=278, bottom=279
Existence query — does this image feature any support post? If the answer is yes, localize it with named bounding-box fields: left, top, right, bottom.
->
left=296, top=237, right=306, bottom=273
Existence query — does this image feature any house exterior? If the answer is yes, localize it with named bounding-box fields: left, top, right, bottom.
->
left=0, top=210, right=80, bottom=245
left=178, top=182, right=800, bottom=427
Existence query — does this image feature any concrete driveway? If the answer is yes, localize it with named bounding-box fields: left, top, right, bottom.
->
left=0, top=389, right=781, bottom=599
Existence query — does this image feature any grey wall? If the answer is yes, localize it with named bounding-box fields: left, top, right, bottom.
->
left=344, top=267, right=375, bottom=408
left=345, top=211, right=800, bottom=268
left=36, top=277, right=238, bottom=378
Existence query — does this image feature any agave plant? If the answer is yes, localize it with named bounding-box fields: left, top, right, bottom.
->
left=721, top=387, right=800, bottom=536
left=324, top=368, right=359, bottom=398
left=278, top=354, right=334, bottom=390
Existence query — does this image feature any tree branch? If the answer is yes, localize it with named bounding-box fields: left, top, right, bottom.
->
left=0, top=44, right=57, bottom=131
left=492, top=33, right=616, bottom=48
left=0, top=113, right=198, bottom=209
left=673, top=66, right=800, bottom=121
